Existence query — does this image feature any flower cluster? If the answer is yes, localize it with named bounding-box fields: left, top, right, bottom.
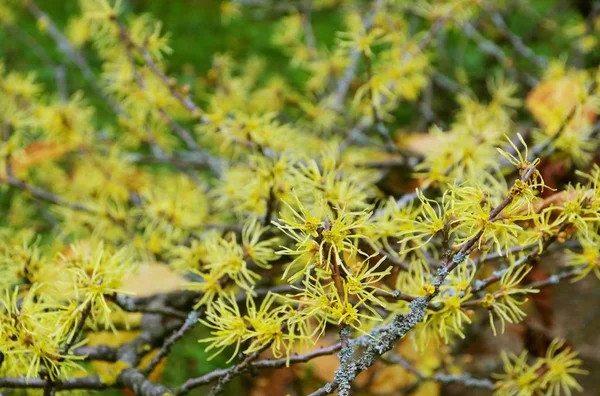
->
left=0, top=0, right=598, bottom=395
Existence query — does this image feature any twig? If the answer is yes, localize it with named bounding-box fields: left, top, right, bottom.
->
left=524, top=80, right=598, bottom=165
left=263, top=183, right=277, bottom=226
left=0, top=377, right=109, bottom=391
left=110, top=15, right=201, bottom=117
left=177, top=342, right=342, bottom=394
left=125, top=151, right=221, bottom=171
left=382, top=353, right=494, bottom=389
left=488, top=11, right=548, bottom=68
left=374, top=289, right=419, bottom=303
left=301, top=0, right=317, bottom=53
left=332, top=0, right=385, bottom=112
left=522, top=265, right=586, bottom=289
left=462, top=21, right=538, bottom=87
left=465, top=264, right=586, bottom=309
left=377, top=248, right=410, bottom=270
left=3, top=173, right=125, bottom=227
left=72, top=345, right=118, bottom=362
left=473, top=243, right=539, bottom=267
left=308, top=165, right=538, bottom=395
left=4, top=23, right=68, bottom=100
left=24, top=0, right=124, bottom=115
left=141, top=311, right=199, bottom=376
left=472, top=221, right=571, bottom=294
left=207, top=349, right=265, bottom=396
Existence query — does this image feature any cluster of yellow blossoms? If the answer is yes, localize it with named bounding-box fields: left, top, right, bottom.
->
left=1, top=0, right=599, bottom=395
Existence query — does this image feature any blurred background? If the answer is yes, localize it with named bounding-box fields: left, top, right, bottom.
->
left=1, top=0, right=600, bottom=394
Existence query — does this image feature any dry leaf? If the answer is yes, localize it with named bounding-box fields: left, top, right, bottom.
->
left=396, top=132, right=440, bottom=156
left=120, top=262, right=187, bottom=296
left=10, top=141, right=76, bottom=174
left=526, top=76, right=596, bottom=128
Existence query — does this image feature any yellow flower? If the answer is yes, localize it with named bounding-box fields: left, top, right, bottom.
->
left=541, top=339, right=587, bottom=395
left=483, top=264, right=538, bottom=336
left=199, top=293, right=248, bottom=363
left=567, top=238, right=600, bottom=281
left=337, top=12, right=385, bottom=58
left=241, top=217, right=280, bottom=269
left=493, top=350, right=544, bottom=396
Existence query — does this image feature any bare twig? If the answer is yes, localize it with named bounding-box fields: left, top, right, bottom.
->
left=332, top=0, right=386, bottom=112
left=177, top=342, right=342, bottom=394
left=488, top=11, right=548, bottom=68
left=382, top=353, right=494, bottom=389
left=142, top=311, right=199, bottom=376
left=4, top=23, right=68, bottom=100
left=24, top=0, right=124, bottom=115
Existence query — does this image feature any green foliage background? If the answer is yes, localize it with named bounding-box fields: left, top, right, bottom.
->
left=2, top=0, right=594, bottom=129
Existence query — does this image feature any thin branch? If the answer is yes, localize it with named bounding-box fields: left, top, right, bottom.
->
left=465, top=264, right=586, bottom=309
left=488, top=11, right=548, bottom=68
left=207, top=349, right=264, bottom=396
left=308, top=165, right=538, bottom=396
left=522, top=265, right=586, bottom=290
left=113, top=293, right=191, bottom=319
left=110, top=15, right=201, bottom=117
left=141, top=311, right=199, bottom=376
left=473, top=243, right=539, bottom=267
left=0, top=376, right=109, bottom=391
left=24, top=0, right=124, bottom=115
left=332, top=0, right=386, bottom=112
left=301, top=0, right=317, bottom=52
left=177, top=342, right=342, bottom=394
left=472, top=221, right=571, bottom=294
left=382, top=353, right=494, bottom=389
left=3, top=173, right=125, bottom=227
left=462, top=21, right=538, bottom=87
left=374, top=289, right=419, bottom=303
left=125, top=151, right=221, bottom=171
left=4, top=23, right=68, bottom=100
left=524, top=80, right=598, bottom=165
left=72, top=345, right=118, bottom=362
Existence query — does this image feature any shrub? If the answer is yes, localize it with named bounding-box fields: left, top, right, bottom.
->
left=0, top=0, right=599, bottom=395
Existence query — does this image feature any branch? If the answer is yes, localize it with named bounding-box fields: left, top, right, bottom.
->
left=462, top=21, right=538, bottom=87
left=110, top=15, right=201, bottom=117
left=141, top=311, right=199, bottom=376
left=4, top=174, right=99, bottom=217
left=113, top=293, right=190, bottom=319
left=382, top=353, right=494, bottom=389
left=522, top=265, right=586, bottom=289
left=524, top=80, right=598, bottom=165
left=177, top=343, right=342, bottom=394
left=332, top=0, right=385, bottom=112
left=207, top=348, right=265, bottom=396
left=488, top=11, right=548, bottom=68
left=24, top=0, right=124, bottom=116
left=472, top=221, right=571, bottom=294
left=4, top=23, right=68, bottom=100
left=72, top=345, right=118, bottom=362
left=0, top=376, right=109, bottom=391
left=309, top=164, right=538, bottom=395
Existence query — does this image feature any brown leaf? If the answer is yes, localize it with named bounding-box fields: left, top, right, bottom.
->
left=395, top=132, right=441, bottom=156
left=120, top=262, right=187, bottom=297
left=526, top=76, right=597, bottom=128
left=10, top=141, right=76, bottom=174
